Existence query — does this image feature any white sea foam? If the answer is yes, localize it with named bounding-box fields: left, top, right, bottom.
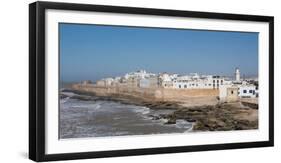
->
left=132, top=106, right=150, bottom=115
left=184, top=124, right=194, bottom=133
left=60, top=97, right=70, bottom=104
left=60, top=99, right=193, bottom=138
left=159, top=118, right=169, bottom=123
left=72, top=103, right=102, bottom=110
left=175, top=119, right=192, bottom=129
left=61, top=91, right=76, bottom=97
left=94, top=104, right=101, bottom=110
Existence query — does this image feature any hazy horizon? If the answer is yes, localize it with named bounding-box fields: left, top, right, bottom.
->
left=60, top=23, right=258, bottom=82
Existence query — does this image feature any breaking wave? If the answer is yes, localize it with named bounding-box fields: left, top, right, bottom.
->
left=131, top=106, right=150, bottom=115
left=60, top=97, right=193, bottom=139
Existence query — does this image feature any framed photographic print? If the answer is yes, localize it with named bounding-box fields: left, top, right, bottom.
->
left=29, top=1, right=274, bottom=162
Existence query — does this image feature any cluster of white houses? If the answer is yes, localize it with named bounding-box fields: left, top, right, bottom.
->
left=93, top=68, right=258, bottom=101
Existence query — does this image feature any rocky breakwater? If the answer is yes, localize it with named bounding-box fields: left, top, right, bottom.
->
left=160, top=102, right=258, bottom=131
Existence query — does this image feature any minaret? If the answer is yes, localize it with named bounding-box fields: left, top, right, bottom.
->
left=235, top=68, right=240, bottom=81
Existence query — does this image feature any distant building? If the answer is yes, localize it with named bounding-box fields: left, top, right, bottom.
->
left=124, top=70, right=155, bottom=80
left=104, top=78, right=114, bottom=86
left=159, top=73, right=174, bottom=88
left=93, top=68, right=258, bottom=102
left=235, top=68, right=240, bottom=82
left=81, top=80, right=92, bottom=85
left=96, top=80, right=105, bottom=86
left=238, top=85, right=257, bottom=98
left=139, top=77, right=159, bottom=88
left=172, top=74, right=224, bottom=89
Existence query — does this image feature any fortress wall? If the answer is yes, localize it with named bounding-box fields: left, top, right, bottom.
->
left=161, top=88, right=218, bottom=99
left=71, top=84, right=219, bottom=102
left=72, top=84, right=157, bottom=100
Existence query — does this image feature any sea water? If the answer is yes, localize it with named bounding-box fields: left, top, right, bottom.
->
left=59, top=92, right=192, bottom=139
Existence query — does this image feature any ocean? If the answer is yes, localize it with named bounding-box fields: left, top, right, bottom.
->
left=60, top=91, right=192, bottom=139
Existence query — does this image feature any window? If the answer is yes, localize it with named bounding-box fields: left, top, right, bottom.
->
left=243, top=90, right=247, bottom=93
left=253, top=90, right=255, bottom=95
left=231, top=91, right=234, bottom=94
left=179, top=85, right=181, bottom=88
left=184, top=85, right=187, bottom=88
left=221, top=80, right=223, bottom=84
left=213, top=80, right=215, bottom=83
left=249, top=90, right=253, bottom=93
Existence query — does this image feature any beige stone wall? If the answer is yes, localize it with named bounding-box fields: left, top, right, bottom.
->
left=226, top=87, right=239, bottom=102
left=71, top=84, right=219, bottom=102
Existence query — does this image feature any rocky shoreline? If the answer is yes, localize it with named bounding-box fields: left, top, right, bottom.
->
left=61, top=89, right=258, bottom=131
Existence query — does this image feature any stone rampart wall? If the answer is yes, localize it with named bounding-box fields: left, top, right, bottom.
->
left=72, top=84, right=219, bottom=102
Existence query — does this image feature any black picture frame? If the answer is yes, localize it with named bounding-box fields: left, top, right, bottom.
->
left=29, top=1, right=274, bottom=162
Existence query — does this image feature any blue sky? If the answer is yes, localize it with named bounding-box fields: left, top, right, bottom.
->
left=60, top=23, right=258, bottom=82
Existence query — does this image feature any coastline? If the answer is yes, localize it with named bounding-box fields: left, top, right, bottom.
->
left=61, top=89, right=258, bottom=131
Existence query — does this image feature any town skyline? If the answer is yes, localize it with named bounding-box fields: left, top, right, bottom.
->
left=62, top=69, right=258, bottom=83
left=60, top=23, right=258, bottom=82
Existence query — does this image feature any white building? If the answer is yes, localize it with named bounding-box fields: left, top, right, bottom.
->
left=94, top=68, right=259, bottom=100
left=95, top=78, right=114, bottom=87
left=172, top=74, right=224, bottom=89
left=159, top=73, right=174, bottom=88
left=139, top=77, right=159, bottom=88
left=238, top=85, right=257, bottom=98
left=104, top=78, right=114, bottom=86
left=124, top=70, right=155, bottom=79
left=229, top=68, right=258, bottom=98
